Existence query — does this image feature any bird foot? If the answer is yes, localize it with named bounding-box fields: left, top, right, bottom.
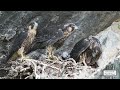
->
left=19, top=55, right=29, bottom=62
left=19, top=57, right=25, bottom=62
left=83, top=61, right=88, bottom=69
left=46, top=45, right=57, bottom=60
left=80, top=53, right=88, bottom=68
left=47, top=55, right=58, bottom=61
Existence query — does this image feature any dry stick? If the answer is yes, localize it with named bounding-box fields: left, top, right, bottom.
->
left=24, top=59, right=40, bottom=79
left=24, top=73, right=34, bottom=79
left=8, top=67, right=19, bottom=78
left=10, top=57, right=78, bottom=79
left=20, top=67, right=30, bottom=72
left=30, top=61, right=41, bottom=79
left=24, top=58, right=61, bottom=78
left=59, top=59, right=76, bottom=78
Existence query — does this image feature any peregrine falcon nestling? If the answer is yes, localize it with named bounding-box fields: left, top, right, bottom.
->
left=46, top=23, right=78, bottom=60
left=27, top=23, right=78, bottom=60
left=70, top=36, right=102, bottom=68
left=53, top=23, right=78, bottom=49
left=17, top=22, right=38, bottom=59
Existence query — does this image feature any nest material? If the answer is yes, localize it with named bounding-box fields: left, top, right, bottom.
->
left=2, top=55, right=96, bottom=79
left=1, top=21, right=120, bottom=79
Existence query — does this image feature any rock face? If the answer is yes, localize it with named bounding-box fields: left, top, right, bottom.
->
left=0, top=11, right=120, bottom=65
left=93, top=21, right=120, bottom=79
left=0, top=11, right=120, bottom=78
left=0, top=11, right=120, bottom=77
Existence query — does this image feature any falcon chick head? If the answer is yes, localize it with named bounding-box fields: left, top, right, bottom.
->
left=28, top=22, right=38, bottom=30
left=63, top=23, right=78, bottom=36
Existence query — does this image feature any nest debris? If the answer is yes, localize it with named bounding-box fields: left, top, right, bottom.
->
left=0, top=54, right=97, bottom=79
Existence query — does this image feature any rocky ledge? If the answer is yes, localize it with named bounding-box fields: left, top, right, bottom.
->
left=0, top=11, right=120, bottom=79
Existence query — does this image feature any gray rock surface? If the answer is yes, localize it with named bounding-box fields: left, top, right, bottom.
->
left=93, top=21, right=120, bottom=79
left=1, top=11, right=120, bottom=79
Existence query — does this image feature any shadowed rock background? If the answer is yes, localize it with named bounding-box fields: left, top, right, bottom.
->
left=0, top=11, right=120, bottom=78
